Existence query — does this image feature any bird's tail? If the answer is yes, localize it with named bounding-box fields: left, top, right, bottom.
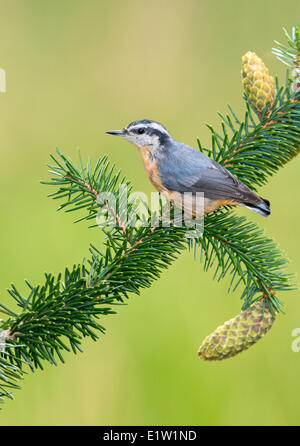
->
left=241, top=197, right=271, bottom=217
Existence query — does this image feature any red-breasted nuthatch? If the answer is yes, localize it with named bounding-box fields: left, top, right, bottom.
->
left=106, top=119, right=270, bottom=217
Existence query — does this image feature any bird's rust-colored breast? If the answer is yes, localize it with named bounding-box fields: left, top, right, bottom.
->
left=138, top=146, right=165, bottom=192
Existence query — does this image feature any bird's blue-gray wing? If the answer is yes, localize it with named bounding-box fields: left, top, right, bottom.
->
left=158, top=142, right=262, bottom=204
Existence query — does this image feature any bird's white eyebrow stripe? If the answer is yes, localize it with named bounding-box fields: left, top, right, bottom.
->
left=148, top=122, right=169, bottom=133
left=128, top=122, right=169, bottom=134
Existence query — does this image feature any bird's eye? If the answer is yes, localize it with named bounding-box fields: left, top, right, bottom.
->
left=137, top=128, right=145, bottom=134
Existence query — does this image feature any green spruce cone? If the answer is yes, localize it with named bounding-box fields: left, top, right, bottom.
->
left=198, top=299, right=276, bottom=361
left=241, top=51, right=276, bottom=116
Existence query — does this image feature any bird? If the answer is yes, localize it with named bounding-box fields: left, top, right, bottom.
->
left=106, top=119, right=270, bottom=217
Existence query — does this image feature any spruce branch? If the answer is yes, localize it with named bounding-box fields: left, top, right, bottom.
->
left=272, top=25, right=300, bottom=68
left=189, top=210, right=293, bottom=314
left=198, top=83, right=300, bottom=191
left=0, top=155, right=186, bottom=405
left=0, top=25, right=299, bottom=406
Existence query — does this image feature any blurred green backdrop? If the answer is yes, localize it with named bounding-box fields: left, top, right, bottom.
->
left=0, top=0, right=299, bottom=426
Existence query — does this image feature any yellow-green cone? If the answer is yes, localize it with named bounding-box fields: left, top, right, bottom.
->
left=241, top=51, right=276, bottom=116
left=198, top=299, right=276, bottom=361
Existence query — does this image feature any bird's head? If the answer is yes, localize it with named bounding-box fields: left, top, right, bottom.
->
left=106, top=119, right=171, bottom=149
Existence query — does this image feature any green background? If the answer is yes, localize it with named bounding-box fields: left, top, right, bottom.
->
left=0, top=0, right=299, bottom=426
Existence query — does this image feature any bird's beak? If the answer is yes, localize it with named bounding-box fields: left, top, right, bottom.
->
left=106, top=129, right=126, bottom=136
